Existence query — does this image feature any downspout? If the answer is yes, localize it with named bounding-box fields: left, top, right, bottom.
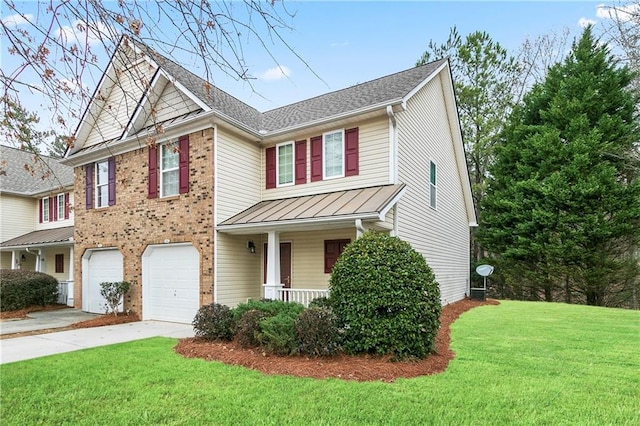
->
left=386, top=105, right=399, bottom=184
left=355, top=219, right=366, bottom=239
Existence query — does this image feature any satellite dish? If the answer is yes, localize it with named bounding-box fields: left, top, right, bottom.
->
left=475, top=264, right=494, bottom=277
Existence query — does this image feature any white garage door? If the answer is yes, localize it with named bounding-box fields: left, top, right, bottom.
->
left=142, top=244, right=200, bottom=323
left=83, top=249, right=124, bottom=314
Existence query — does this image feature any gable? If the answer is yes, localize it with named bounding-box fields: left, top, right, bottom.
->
left=136, top=77, right=202, bottom=133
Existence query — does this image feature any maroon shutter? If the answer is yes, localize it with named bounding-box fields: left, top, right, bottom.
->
left=310, top=136, right=323, bottom=182
left=148, top=145, right=158, bottom=199
left=265, top=147, right=276, bottom=189
left=51, top=196, right=57, bottom=221
left=64, top=193, right=70, bottom=219
left=85, top=164, right=94, bottom=209
left=345, top=127, right=359, bottom=176
left=295, top=140, right=307, bottom=185
left=39, top=199, right=43, bottom=223
left=178, top=135, right=190, bottom=194
left=108, top=157, right=116, bottom=205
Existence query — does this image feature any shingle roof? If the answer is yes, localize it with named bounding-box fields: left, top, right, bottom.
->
left=131, top=39, right=446, bottom=135
left=0, top=226, right=74, bottom=248
left=0, top=145, right=74, bottom=195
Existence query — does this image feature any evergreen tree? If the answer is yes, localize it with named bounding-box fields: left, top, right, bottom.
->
left=479, top=26, right=640, bottom=307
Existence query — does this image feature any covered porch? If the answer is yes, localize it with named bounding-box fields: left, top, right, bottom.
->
left=216, top=184, right=405, bottom=307
left=0, top=227, right=75, bottom=307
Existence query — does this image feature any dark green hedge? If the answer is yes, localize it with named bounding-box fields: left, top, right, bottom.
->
left=0, top=269, right=59, bottom=311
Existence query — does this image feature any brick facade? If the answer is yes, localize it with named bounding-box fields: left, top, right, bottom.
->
left=73, top=128, right=215, bottom=315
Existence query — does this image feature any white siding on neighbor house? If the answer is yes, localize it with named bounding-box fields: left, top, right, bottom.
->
left=215, top=232, right=262, bottom=307
left=142, top=82, right=200, bottom=128
left=396, top=74, right=471, bottom=305
left=85, top=61, right=156, bottom=147
left=260, top=229, right=356, bottom=291
left=34, top=192, right=74, bottom=231
left=0, top=195, right=35, bottom=242
left=262, top=117, right=391, bottom=200
left=216, top=128, right=262, bottom=223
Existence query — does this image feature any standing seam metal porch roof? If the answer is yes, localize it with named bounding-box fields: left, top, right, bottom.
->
left=0, top=227, right=74, bottom=248
left=218, top=184, right=405, bottom=231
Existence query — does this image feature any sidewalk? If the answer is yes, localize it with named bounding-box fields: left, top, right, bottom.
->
left=0, top=320, right=194, bottom=364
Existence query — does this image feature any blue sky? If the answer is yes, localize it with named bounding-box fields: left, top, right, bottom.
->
left=0, top=1, right=617, bottom=134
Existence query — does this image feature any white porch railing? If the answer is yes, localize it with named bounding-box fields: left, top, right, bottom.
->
left=276, top=288, right=329, bottom=307
left=57, top=281, right=74, bottom=307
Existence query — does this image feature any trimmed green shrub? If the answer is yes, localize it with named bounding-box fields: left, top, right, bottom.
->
left=99, top=281, right=131, bottom=316
left=192, top=303, right=235, bottom=341
left=329, top=231, right=442, bottom=359
left=236, top=309, right=267, bottom=348
left=259, top=312, right=299, bottom=355
left=296, top=307, right=340, bottom=356
left=308, top=296, right=332, bottom=309
left=0, top=269, right=59, bottom=311
left=233, top=299, right=303, bottom=321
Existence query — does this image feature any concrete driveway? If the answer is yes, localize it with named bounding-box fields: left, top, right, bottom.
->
left=0, top=308, right=100, bottom=335
left=0, top=309, right=194, bottom=365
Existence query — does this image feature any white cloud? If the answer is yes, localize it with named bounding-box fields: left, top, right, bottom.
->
left=578, top=17, right=596, bottom=28
left=259, top=65, right=291, bottom=81
left=1, top=13, right=33, bottom=27
left=56, top=20, right=111, bottom=47
left=596, top=3, right=640, bottom=21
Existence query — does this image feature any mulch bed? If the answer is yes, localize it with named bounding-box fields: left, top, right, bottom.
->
left=175, top=298, right=499, bottom=382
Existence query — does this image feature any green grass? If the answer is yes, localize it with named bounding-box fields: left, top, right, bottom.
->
left=1, top=301, right=638, bottom=425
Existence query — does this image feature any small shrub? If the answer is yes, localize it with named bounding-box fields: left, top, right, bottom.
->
left=99, top=281, right=131, bottom=316
left=296, top=307, right=340, bottom=356
left=259, top=312, right=299, bottom=355
left=233, top=299, right=303, bottom=321
left=329, top=231, right=442, bottom=359
left=308, top=296, right=332, bottom=309
left=0, top=270, right=59, bottom=311
left=192, top=303, right=235, bottom=341
left=236, top=309, right=267, bottom=348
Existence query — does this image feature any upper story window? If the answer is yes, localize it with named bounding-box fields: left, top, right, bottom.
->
left=40, top=193, right=70, bottom=223
left=277, top=142, right=294, bottom=187
left=161, top=142, right=180, bottom=197
left=57, top=194, right=65, bottom=219
left=429, top=160, right=437, bottom=210
left=148, top=135, right=190, bottom=199
left=42, top=197, right=50, bottom=222
left=323, top=130, right=344, bottom=179
left=95, top=160, right=109, bottom=208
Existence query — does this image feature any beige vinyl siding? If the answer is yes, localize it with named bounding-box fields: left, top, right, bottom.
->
left=0, top=195, right=36, bottom=241
left=216, top=129, right=262, bottom=223
left=142, top=82, right=200, bottom=128
left=215, top=233, right=262, bottom=307
left=262, top=117, right=390, bottom=200
left=41, top=247, right=73, bottom=282
left=85, top=61, right=155, bottom=148
left=1, top=252, right=12, bottom=269
left=396, top=74, right=470, bottom=305
left=259, top=229, right=356, bottom=291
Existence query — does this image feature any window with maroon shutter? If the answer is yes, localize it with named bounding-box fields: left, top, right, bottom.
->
left=51, top=196, right=57, bottom=221
left=85, top=163, right=94, bottom=209
left=324, top=239, right=350, bottom=273
left=295, top=140, right=307, bottom=185
left=345, top=127, right=359, bottom=176
left=265, top=146, right=276, bottom=189
left=148, top=145, right=158, bottom=198
left=108, top=157, right=116, bottom=205
left=55, top=254, right=64, bottom=273
left=178, top=135, right=190, bottom=194
left=64, top=193, right=70, bottom=219
left=39, top=199, right=43, bottom=223
left=310, top=136, right=323, bottom=182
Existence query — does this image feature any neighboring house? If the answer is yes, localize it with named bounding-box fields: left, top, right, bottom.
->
left=62, top=37, right=476, bottom=324
left=0, top=145, right=75, bottom=305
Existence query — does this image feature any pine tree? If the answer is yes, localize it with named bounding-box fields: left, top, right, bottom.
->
left=479, top=26, right=640, bottom=307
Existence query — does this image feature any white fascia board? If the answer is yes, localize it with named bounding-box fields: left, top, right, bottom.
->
left=402, top=60, right=449, bottom=105
left=378, top=185, right=407, bottom=220
left=0, top=241, right=74, bottom=250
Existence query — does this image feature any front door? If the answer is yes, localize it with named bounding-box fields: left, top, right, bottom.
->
left=263, top=242, right=292, bottom=289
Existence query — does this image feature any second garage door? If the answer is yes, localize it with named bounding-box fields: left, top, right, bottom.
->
left=142, top=244, right=200, bottom=323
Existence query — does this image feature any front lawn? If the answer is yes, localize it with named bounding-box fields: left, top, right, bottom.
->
left=1, top=301, right=638, bottom=425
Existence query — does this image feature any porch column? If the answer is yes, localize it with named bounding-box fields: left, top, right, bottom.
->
left=263, top=230, right=283, bottom=300
left=11, top=250, right=18, bottom=270
left=67, top=246, right=75, bottom=307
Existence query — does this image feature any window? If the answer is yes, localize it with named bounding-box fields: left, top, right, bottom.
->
left=277, top=142, right=294, bottom=186
left=429, top=160, right=437, bottom=209
left=161, top=142, right=179, bottom=197
left=95, top=160, right=109, bottom=208
left=42, top=198, right=50, bottom=222
left=324, top=239, right=350, bottom=273
left=323, top=130, right=344, bottom=179
left=57, top=194, right=65, bottom=220
left=55, top=254, right=64, bottom=273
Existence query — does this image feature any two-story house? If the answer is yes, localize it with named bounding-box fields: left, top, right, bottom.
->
left=0, top=145, right=75, bottom=305
left=62, top=37, right=476, bottom=324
